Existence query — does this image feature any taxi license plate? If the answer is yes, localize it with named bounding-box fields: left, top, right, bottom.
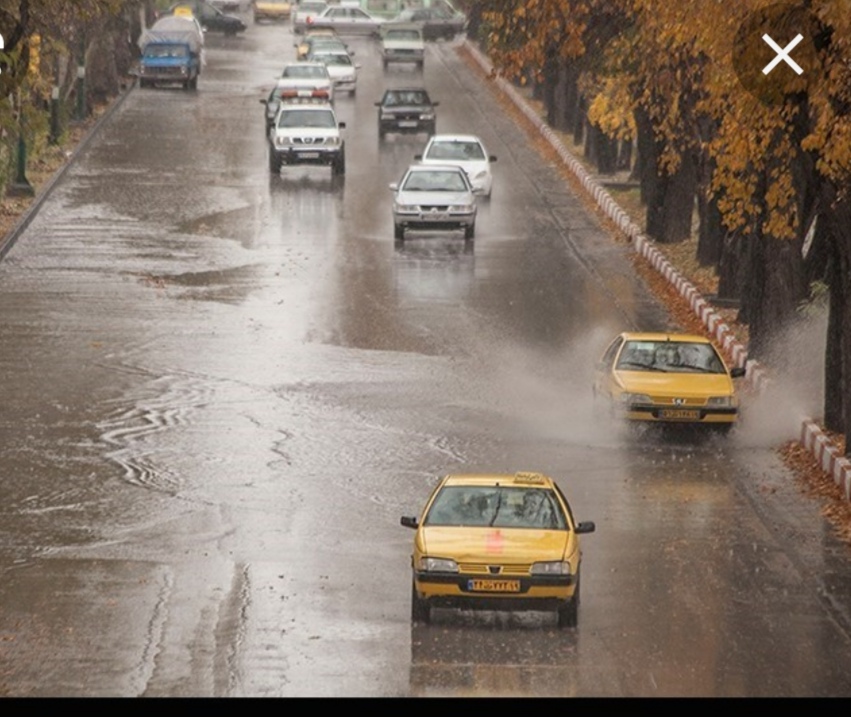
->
left=660, top=409, right=700, bottom=420
left=467, top=579, right=521, bottom=593
left=298, top=152, right=320, bottom=159
left=398, top=120, right=417, bottom=128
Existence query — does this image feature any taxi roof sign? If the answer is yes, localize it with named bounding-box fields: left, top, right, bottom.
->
left=513, top=472, right=547, bottom=485
left=173, top=5, right=194, bottom=17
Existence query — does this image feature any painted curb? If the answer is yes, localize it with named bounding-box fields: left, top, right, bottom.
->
left=0, top=82, right=136, bottom=262
left=461, top=41, right=847, bottom=502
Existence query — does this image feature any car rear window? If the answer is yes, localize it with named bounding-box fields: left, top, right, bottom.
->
left=426, top=141, right=486, bottom=161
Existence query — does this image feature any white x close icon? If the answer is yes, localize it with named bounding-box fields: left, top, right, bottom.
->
left=762, top=33, right=804, bottom=75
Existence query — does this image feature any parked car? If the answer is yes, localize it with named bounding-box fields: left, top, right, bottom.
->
left=391, top=1, right=466, bottom=41
left=401, top=471, right=595, bottom=627
left=252, top=0, right=292, bottom=22
left=380, top=22, right=425, bottom=69
left=390, top=163, right=476, bottom=242
left=168, top=1, right=248, bottom=35
left=593, top=332, right=747, bottom=432
left=308, top=4, right=385, bottom=35
left=375, top=87, right=437, bottom=138
left=415, top=134, right=497, bottom=198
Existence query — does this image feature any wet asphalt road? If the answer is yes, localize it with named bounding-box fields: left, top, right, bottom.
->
left=0, top=14, right=850, bottom=697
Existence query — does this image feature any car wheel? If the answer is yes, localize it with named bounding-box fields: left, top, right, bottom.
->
left=332, top=153, right=345, bottom=176
left=379, top=127, right=386, bottom=140
left=411, top=581, right=430, bottom=624
left=556, top=574, right=579, bottom=628
left=394, top=224, right=405, bottom=242
left=269, top=152, right=282, bottom=174
left=464, top=222, right=475, bottom=240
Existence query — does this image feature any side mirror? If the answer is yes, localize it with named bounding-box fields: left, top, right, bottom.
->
left=489, top=155, right=497, bottom=162
left=374, top=101, right=382, bottom=106
left=389, top=182, right=399, bottom=191
left=414, top=153, right=422, bottom=160
left=432, top=101, right=439, bottom=106
left=400, top=516, right=419, bottom=529
left=730, top=366, right=746, bottom=378
left=338, top=121, right=346, bottom=129
left=575, top=521, right=596, bottom=534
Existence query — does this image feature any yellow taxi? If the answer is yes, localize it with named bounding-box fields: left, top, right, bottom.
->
left=593, top=332, right=747, bottom=430
left=400, top=472, right=595, bottom=627
left=253, top=0, right=292, bottom=22
left=295, top=27, right=345, bottom=59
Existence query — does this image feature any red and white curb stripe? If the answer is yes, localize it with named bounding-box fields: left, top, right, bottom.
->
left=801, top=419, right=851, bottom=501
left=462, top=41, right=849, bottom=502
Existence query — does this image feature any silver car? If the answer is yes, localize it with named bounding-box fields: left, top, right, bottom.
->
left=390, top=164, right=477, bottom=242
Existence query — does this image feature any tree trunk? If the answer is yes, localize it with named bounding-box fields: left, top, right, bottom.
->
left=743, top=223, right=807, bottom=360
left=717, top=231, right=745, bottom=302
left=696, top=145, right=724, bottom=266
left=657, top=148, right=698, bottom=243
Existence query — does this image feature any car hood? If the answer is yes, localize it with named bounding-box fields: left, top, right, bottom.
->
left=420, top=526, right=572, bottom=563
left=615, top=370, right=735, bottom=396
left=396, top=189, right=474, bottom=205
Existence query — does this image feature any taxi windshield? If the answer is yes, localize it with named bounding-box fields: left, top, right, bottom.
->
left=425, top=486, right=567, bottom=530
left=616, top=340, right=726, bottom=373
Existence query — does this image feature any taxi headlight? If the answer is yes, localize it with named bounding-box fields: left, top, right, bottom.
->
left=419, top=112, right=435, bottom=120
left=706, top=396, right=733, bottom=407
left=275, top=135, right=293, bottom=147
left=394, top=200, right=417, bottom=213
left=530, top=561, right=571, bottom=576
left=619, top=392, right=653, bottom=406
left=417, top=557, right=459, bottom=573
left=449, top=204, right=475, bottom=213
left=325, top=136, right=340, bottom=146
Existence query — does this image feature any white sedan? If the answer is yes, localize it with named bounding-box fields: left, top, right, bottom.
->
left=307, top=48, right=360, bottom=95
left=415, top=134, right=497, bottom=198
left=390, top=163, right=477, bottom=242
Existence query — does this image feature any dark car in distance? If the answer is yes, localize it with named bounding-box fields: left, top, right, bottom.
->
left=376, top=87, right=438, bottom=139
left=168, top=0, right=248, bottom=35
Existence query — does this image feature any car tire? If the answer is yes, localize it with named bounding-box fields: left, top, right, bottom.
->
left=464, top=222, right=475, bottom=240
left=394, top=224, right=405, bottom=242
left=269, top=152, right=282, bottom=174
left=332, top=153, right=345, bottom=176
left=379, top=127, right=386, bottom=140
left=411, top=581, right=430, bottom=624
left=557, top=575, right=579, bottom=628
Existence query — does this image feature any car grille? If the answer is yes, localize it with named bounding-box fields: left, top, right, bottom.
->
left=392, top=111, right=423, bottom=121
left=419, top=205, right=449, bottom=212
left=293, top=137, right=328, bottom=145
left=142, top=67, right=184, bottom=76
left=457, top=562, right=533, bottom=575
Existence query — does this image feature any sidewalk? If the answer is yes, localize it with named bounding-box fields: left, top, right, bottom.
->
left=457, top=40, right=851, bottom=508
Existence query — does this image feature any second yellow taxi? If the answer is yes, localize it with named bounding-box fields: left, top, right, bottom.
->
left=593, top=331, right=746, bottom=431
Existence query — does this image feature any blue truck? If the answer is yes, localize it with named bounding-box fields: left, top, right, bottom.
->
left=137, top=15, right=205, bottom=90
